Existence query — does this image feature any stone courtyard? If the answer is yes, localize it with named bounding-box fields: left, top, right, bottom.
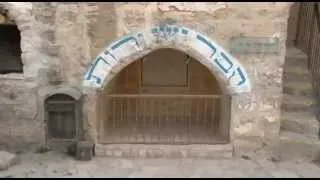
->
left=0, top=130, right=319, bottom=178
left=0, top=150, right=320, bottom=178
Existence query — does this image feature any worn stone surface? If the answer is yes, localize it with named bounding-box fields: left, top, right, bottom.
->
left=95, top=144, right=233, bottom=159
left=35, top=144, right=52, bottom=154
left=0, top=150, right=319, bottom=178
left=0, top=151, right=19, bottom=171
left=75, top=141, right=94, bottom=161
left=281, top=45, right=319, bottom=137
left=0, top=2, right=46, bottom=150
left=0, top=2, right=293, bottom=156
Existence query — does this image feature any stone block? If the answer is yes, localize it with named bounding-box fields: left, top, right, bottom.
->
left=113, top=149, right=123, bottom=157
left=94, top=144, right=105, bottom=156
left=312, top=150, right=320, bottom=166
left=138, top=149, right=147, bottom=158
left=35, top=144, right=52, bottom=154
left=0, top=151, right=19, bottom=171
left=76, top=141, right=94, bottom=161
left=67, top=141, right=77, bottom=156
left=105, top=149, right=113, bottom=157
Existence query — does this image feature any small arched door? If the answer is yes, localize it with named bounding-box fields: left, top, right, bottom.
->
left=45, top=94, right=80, bottom=141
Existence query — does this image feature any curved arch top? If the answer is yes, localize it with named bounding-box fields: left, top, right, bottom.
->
left=39, top=86, right=83, bottom=101
left=83, top=24, right=251, bottom=94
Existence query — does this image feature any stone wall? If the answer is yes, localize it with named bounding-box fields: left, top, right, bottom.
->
left=0, top=2, right=292, bottom=156
left=81, top=2, right=291, bottom=156
left=0, top=2, right=43, bottom=150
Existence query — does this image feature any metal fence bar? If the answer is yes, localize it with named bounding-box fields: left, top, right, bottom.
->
left=100, top=94, right=223, bottom=145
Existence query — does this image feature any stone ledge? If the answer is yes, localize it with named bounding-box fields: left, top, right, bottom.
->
left=95, top=144, right=233, bottom=159
left=0, top=73, right=24, bottom=80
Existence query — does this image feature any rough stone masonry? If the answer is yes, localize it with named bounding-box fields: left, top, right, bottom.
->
left=0, top=2, right=291, bottom=157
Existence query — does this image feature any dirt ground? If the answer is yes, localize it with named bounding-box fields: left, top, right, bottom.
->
left=0, top=149, right=320, bottom=178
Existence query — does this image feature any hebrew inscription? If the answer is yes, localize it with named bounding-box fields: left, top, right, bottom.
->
left=83, top=24, right=251, bottom=94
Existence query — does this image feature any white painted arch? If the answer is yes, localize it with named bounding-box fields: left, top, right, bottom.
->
left=83, top=24, right=251, bottom=94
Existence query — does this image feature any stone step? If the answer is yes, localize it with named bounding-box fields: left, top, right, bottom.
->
left=283, top=46, right=311, bottom=83
left=285, top=47, right=308, bottom=68
left=95, top=144, right=233, bottom=159
left=283, top=72, right=311, bottom=82
left=0, top=151, right=19, bottom=171
left=275, top=130, right=320, bottom=161
left=280, top=130, right=319, bottom=144
left=286, top=46, right=308, bottom=59
left=283, top=65, right=311, bottom=78
left=284, top=57, right=308, bottom=69
left=281, top=94, right=315, bottom=112
left=280, top=111, right=319, bottom=138
left=283, top=81, right=314, bottom=97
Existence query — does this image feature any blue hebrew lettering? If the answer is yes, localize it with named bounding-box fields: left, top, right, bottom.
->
left=84, top=64, right=94, bottom=80
left=196, top=34, right=216, bottom=57
left=235, top=67, right=246, bottom=86
left=173, top=27, right=179, bottom=33
left=151, top=27, right=158, bottom=34
left=90, top=75, right=102, bottom=85
left=226, top=67, right=246, bottom=86
left=137, top=33, right=146, bottom=48
left=181, top=28, right=188, bottom=35
left=96, top=56, right=110, bottom=65
left=85, top=56, right=109, bottom=84
left=151, top=24, right=179, bottom=40
left=103, top=50, right=117, bottom=61
left=214, top=52, right=234, bottom=74
left=227, top=70, right=236, bottom=81
left=85, top=61, right=97, bottom=81
left=111, top=35, right=141, bottom=50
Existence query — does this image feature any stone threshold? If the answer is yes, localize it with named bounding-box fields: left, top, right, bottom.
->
left=95, top=143, right=233, bottom=159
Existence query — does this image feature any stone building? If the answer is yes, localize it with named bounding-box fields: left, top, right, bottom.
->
left=0, top=2, right=318, bottom=158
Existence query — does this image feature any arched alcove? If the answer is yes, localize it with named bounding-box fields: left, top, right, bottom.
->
left=96, top=48, right=230, bottom=144
left=83, top=24, right=250, bottom=146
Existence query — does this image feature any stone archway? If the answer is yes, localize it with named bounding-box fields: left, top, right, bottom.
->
left=82, top=24, right=252, bottom=157
left=83, top=24, right=251, bottom=95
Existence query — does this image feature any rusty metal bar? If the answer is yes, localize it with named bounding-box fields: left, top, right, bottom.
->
left=101, top=94, right=223, bottom=144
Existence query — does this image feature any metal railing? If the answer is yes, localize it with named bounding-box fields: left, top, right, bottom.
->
left=98, top=94, right=227, bottom=145
left=296, top=3, right=320, bottom=98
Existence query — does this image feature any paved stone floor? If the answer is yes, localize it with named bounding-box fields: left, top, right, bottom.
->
left=0, top=150, right=320, bottom=178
